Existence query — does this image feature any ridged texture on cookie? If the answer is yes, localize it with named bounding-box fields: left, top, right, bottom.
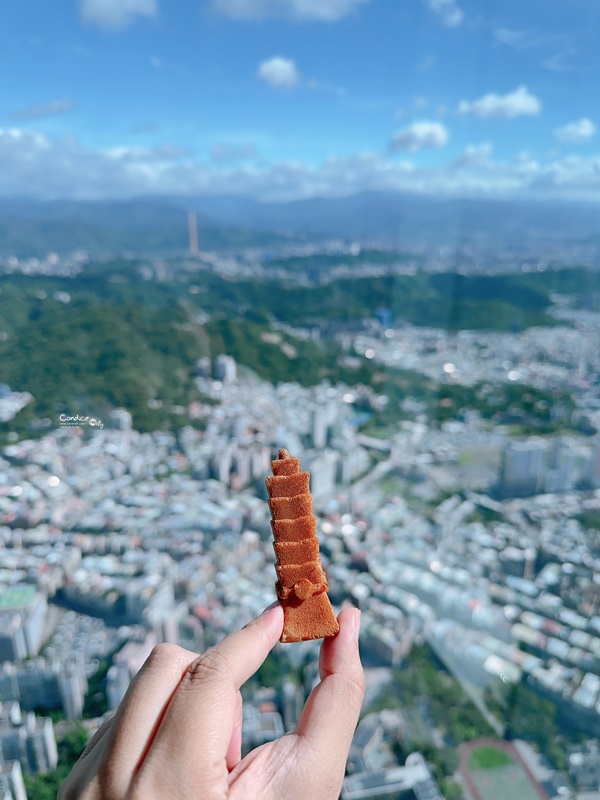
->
left=266, top=449, right=339, bottom=643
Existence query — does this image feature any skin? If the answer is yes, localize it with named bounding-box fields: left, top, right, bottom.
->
left=59, top=604, right=364, bottom=800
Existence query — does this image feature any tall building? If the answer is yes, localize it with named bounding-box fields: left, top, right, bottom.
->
left=0, top=618, right=26, bottom=664
left=0, top=659, right=86, bottom=720
left=107, top=662, right=130, bottom=712
left=0, top=760, right=27, bottom=800
left=215, top=354, right=237, bottom=384
left=281, top=681, right=302, bottom=732
left=188, top=210, right=199, bottom=257
left=306, top=450, right=338, bottom=504
left=109, top=408, right=132, bottom=432
left=500, top=438, right=548, bottom=498
left=311, top=404, right=328, bottom=449
left=545, top=438, right=578, bottom=493
left=0, top=586, right=47, bottom=663
left=587, top=438, right=600, bottom=488
left=0, top=709, right=58, bottom=775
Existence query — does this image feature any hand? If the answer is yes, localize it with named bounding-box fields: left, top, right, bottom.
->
left=59, top=604, right=364, bottom=800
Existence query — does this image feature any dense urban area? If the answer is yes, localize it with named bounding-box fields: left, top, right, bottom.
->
left=1, top=235, right=600, bottom=800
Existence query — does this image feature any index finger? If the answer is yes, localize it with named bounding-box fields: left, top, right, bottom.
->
left=133, top=603, right=284, bottom=797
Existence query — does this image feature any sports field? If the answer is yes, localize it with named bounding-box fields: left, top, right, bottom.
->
left=0, top=584, right=36, bottom=610
left=460, top=740, right=550, bottom=800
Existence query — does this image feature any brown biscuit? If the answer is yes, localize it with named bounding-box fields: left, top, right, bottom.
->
left=280, top=592, right=341, bottom=643
left=271, top=514, right=317, bottom=542
left=266, top=448, right=339, bottom=643
left=266, top=472, right=310, bottom=498
left=271, top=456, right=301, bottom=476
left=274, top=538, right=321, bottom=566
left=269, top=494, right=312, bottom=521
left=276, top=559, right=326, bottom=588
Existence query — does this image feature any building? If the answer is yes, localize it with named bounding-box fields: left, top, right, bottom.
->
left=0, top=586, right=47, bottom=662
left=342, top=753, right=443, bottom=800
left=109, top=408, right=132, bottom=432
left=281, top=681, right=302, bottom=732
left=0, top=618, right=26, bottom=664
left=241, top=702, right=284, bottom=756
left=312, top=404, right=329, bottom=449
left=0, top=761, right=27, bottom=800
left=306, top=450, right=338, bottom=504
left=0, top=707, right=58, bottom=775
left=568, top=739, right=600, bottom=790
left=0, top=659, right=87, bottom=720
left=499, top=438, right=548, bottom=498
left=215, top=355, right=237, bottom=384
left=188, top=210, right=199, bottom=257
left=107, top=662, right=130, bottom=712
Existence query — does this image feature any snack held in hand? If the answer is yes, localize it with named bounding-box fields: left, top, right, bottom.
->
left=266, top=449, right=340, bottom=643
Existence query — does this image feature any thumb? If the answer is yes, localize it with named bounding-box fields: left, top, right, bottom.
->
left=295, top=608, right=364, bottom=790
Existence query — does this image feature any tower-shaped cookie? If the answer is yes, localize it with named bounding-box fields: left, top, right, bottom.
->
left=266, top=449, right=339, bottom=643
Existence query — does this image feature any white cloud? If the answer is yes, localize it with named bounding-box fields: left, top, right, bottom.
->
left=543, top=48, right=578, bottom=73
left=306, top=79, right=347, bottom=97
left=458, top=86, right=541, bottom=119
left=11, top=99, right=74, bottom=122
left=4, top=126, right=600, bottom=203
left=211, top=142, right=258, bottom=163
left=257, top=57, right=300, bottom=89
left=554, top=118, right=596, bottom=143
left=391, top=121, right=449, bottom=153
left=80, top=0, right=158, bottom=31
left=424, top=0, right=463, bottom=28
left=104, top=144, right=191, bottom=163
left=493, top=28, right=544, bottom=50
left=211, top=0, right=368, bottom=22
left=451, top=142, right=493, bottom=168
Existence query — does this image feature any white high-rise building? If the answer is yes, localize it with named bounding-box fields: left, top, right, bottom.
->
left=500, top=438, right=548, bottom=497
left=215, top=355, right=237, bottom=384
left=0, top=760, right=27, bottom=800
left=0, top=710, right=58, bottom=775
left=306, top=450, right=338, bottom=505
left=312, top=404, right=328, bottom=449
left=545, top=438, right=578, bottom=493
left=109, top=408, right=132, bottom=432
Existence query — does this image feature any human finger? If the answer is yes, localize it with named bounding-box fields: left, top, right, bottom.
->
left=98, top=643, right=199, bottom=796
left=133, top=604, right=283, bottom=797
left=225, top=690, right=243, bottom=771
left=79, top=713, right=114, bottom=760
left=295, top=608, right=364, bottom=777
left=58, top=720, right=114, bottom=800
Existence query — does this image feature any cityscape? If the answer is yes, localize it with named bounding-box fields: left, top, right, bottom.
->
left=3, top=0, right=600, bottom=797
left=1, top=238, right=600, bottom=800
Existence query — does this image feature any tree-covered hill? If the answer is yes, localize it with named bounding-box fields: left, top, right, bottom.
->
left=196, top=270, right=556, bottom=331
left=0, top=262, right=595, bottom=435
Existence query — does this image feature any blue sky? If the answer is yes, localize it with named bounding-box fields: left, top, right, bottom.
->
left=1, top=0, right=599, bottom=200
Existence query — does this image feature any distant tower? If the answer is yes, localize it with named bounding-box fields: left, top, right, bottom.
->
left=188, top=210, right=199, bottom=257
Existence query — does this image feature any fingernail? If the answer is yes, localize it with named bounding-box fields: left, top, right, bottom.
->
left=262, top=600, right=280, bottom=614
left=353, top=609, right=361, bottom=643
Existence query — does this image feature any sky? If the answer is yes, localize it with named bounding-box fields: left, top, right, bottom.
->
left=1, top=0, right=600, bottom=202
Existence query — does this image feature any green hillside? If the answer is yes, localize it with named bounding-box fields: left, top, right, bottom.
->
left=0, top=262, right=593, bottom=435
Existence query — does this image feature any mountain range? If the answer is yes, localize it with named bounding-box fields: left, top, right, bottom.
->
left=1, top=192, right=599, bottom=257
